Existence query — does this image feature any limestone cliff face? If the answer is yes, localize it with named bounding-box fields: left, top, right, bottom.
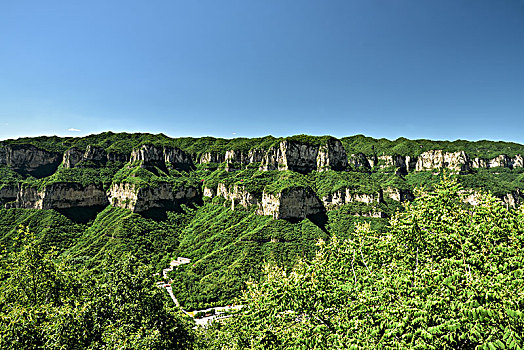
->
left=130, top=145, right=194, bottom=170
left=260, top=139, right=347, bottom=173
left=203, top=187, right=216, bottom=198
left=198, top=152, right=225, bottom=164
left=223, top=148, right=265, bottom=171
left=0, top=185, right=17, bottom=205
left=258, top=187, right=324, bottom=220
left=415, top=150, right=470, bottom=173
left=470, top=158, right=488, bottom=169
left=383, top=187, right=414, bottom=202
left=62, top=148, right=84, bottom=168
left=82, top=145, right=107, bottom=166
left=378, top=155, right=416, bottom=174
left=108, top=182, right=200, bottom=213
left=349, top=153, right=371, bottom=170
left=0, top=144, right=62, bottom=177
left=462, top=189, right=520, bottom=208
left=13, top=183, right=108, bottom=209
left=248, top=149, right=265, bottom=164
left=164, top=147, right=194, bottom=170
left=261, top=141, right=318, bottom=173
left=470, top=154, right=523, bottom=169
left=224, top=150, right=247, bottom=171
left=316, top=139, right=348, bottom=171
left=321, top=189, right=382, bottom=210
left=215, top=183, right=259, bottom=210
left=62, top=145, right=111, bottom=168
left=107, top=152, right=129, bottom=162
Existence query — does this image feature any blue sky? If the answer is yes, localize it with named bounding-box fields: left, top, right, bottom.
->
left=1, top=0, right=523, bottom=142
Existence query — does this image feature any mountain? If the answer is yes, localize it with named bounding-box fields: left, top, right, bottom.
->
left=1, top=132, right=524, bottom=308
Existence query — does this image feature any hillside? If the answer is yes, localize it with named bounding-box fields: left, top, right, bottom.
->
left=2, top=132, right=524, bottom=309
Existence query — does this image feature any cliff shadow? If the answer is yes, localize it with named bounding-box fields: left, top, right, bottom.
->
left=307, top=212, right=329, bottom=233
left=139, top=198, right=203, bottom=221
left=56, top=205, right=106, bottom=224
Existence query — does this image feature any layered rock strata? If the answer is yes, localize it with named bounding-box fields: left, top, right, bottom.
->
left=321, top=189, right=382, bottom=210
left=260, top=139, right=348, bottom=173
left=0, top=144, right=62, bottom=177
left=415, top=150, right=470, bottom=173
left=130, top=145, right=194, bottom=171
left=12, top=183, right=108, bottom=209
left=108, top=182, right=200, bottom=213
left=257, top=187, right=325, bottom=220
left=0, top=185, right=17, bottom=205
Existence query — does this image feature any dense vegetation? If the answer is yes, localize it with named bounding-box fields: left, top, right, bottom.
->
left=2, top=133, right=524, bottom=347
left=208, top=179, right=524, bottom=349
left=2, top=179, right=523, bottom=348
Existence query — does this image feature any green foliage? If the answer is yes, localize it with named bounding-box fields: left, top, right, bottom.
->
left=214, top=178, right=524, bottom=349
left=341, top=134, right=524, bottom=158
left=0, top=230, right=195, bottom=349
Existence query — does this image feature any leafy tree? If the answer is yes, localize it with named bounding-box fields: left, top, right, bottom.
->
left=0, top=229, right=195, bottom=349
left=214, top=178, right=524, bottom=349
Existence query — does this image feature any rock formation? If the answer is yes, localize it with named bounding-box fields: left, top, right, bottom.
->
left=321, top=189, right=382, bottom=210
left=12, top=183, right=108, bottom=209
left=0, top=144, right=62, bottom=177
left=316, top=138, right=348, bottom=171
left=415, top=150, right=470, bottom=173
left=130, top=145, right=194, bottom=171
left=0, top=184, right=17, bottom=205
left=257, top=187, right=324, bottom=220
left=383, top=187, right=414, bottom=202
left=108, top=182, right=200, bottom=213
left=260, top=139, right=348, bottom=173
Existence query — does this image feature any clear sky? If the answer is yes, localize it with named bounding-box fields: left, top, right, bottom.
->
left=1, top=0, right=523, bottom=142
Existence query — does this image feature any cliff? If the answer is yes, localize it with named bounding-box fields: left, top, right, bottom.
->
left=322, top=189, right=382, bottom=210
left=260, top=138, right=348, bottom=173
left=130, top=145, right=194, bottom=171
left=12, top=183, right=108, bottom=210
left=0, top=144, right=62, bottom=177
left=108, top=182, right=201, bottom=213
left=257, top=187, right=325, bottom=220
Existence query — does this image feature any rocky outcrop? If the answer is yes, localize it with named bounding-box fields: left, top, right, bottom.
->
left=383, top=187, right=414, bottom=202
left=62, top=145, right=109, bottom=168
left=164, top=147, right=194, bottom=170
left=198, top=152, right=225, bottom=164
left=81, top=145, right=107, bottom=166
left=501, top=191, right=520, bottom=208
left=258, top=187, right=324, bottom=220
left=470, top=154, right=523, bottom=169
left=216, top=183, right=259, bottom=210
left=349, top=153, right=371, bottom=170
left=0, top=144, right=62, bottom=177
left=415, top=150, right=470, bottom=173
left=462, top=189, right=520, bottom=208
left=321, top=189, right=382, bottom=210
left=316, top=138, right=348, bottom=171
left=224, top=150, right=247, bottom=171
left=260, top=141, right=318, bottom=173
left=203, top=187, right=216, bottom=197
left=260, top=139, right=348, bottom=173
left=130, top=145, right=194, bottom=171
left=107, top=151, right=129, bottom=162
left=248, top=148, right=265, bottom=164
left=108, top=182, right=200, bottom=213
left=0, top=184, right=17, bottom=205
left=378, top=155, right=416, bottom=174
left=13, top=183, right=108, bottom=209
left=62, top=148, right=84, bottom=168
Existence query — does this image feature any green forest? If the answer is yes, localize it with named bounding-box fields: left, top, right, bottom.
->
left=1, top=133, right=524, bottom=348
